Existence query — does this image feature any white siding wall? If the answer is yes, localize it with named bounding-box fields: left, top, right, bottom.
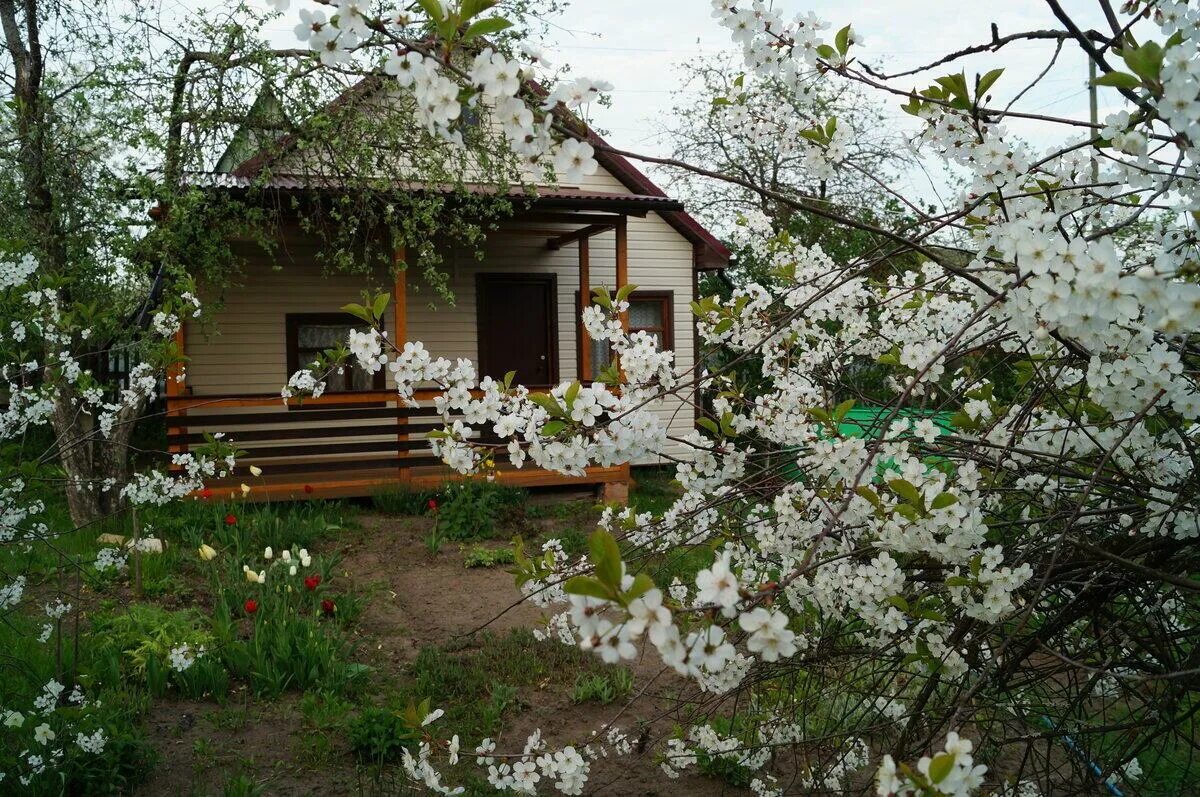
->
left=187, top=170, right=697, bottom=461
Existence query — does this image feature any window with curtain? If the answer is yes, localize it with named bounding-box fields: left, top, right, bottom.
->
left=581, top=291, right=673, bottom=377
left=285, top=313, right=385, bottom=393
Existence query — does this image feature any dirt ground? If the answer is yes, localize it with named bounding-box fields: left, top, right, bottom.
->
left=137, top=510, right=737, bottom=796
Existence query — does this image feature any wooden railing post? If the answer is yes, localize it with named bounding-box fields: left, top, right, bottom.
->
left=394, top=246, right=410, bottom=482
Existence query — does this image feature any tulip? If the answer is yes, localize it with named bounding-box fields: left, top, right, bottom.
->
left=304, top=574, right=321, bottom=591
left=289, top=565, right=297, bottom=576
left=249, top=465, right=263, bottom=477
left=197, top=544, right=217, bottom=561
left=264, top=546, right=273, bottom=560
left=244, top=599, right=258, bottom=614
left=224, top=514, right=237, bottom=526
left=280, top=550, right=291, bottom=562
left=240, top=483, right=251, bottom=496
left=321, top=598, right=335, bottom=616
left=198, top=488, right=213, bottom=500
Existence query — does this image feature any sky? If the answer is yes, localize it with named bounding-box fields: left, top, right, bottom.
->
left=534, top=0, right=1118, bottom=199
left=249, top=0, right=1124, bottom=203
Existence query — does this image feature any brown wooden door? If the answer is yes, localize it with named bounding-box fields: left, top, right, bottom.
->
left=476, top=273, right=558, bottom=386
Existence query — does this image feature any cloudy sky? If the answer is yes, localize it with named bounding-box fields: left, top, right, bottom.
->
left=253, top=1, right=1124, bottom=202
left=535, top=1, right=1117, bottom=198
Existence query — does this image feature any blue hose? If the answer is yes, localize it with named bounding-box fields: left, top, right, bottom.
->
left=1039, top=715, right=1125, bottom=796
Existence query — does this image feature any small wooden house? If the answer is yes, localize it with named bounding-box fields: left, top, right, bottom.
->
left=168, top=83, right=729, bottom=502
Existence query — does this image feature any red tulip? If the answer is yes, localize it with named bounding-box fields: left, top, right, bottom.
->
left=321, top=598, right=335, bottom=616
left=304, top=574, right=321, bottom=591
left=428, top=498, right=439, bottom=512
left=199, top=487, right=214, bottom=500
left=224, top=513, right=237, bottom=526
left=244, top=599, right=258, bottom=614
left=303, top=484, right=315, bottom=494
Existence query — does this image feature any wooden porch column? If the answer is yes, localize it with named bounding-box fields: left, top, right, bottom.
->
left=612, top=216, right=632, bottom=501
left=578, top=237, right=591, bottom=383
left=394, top=247, right=410, bottom=482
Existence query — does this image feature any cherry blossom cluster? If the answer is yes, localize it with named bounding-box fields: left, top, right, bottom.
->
left=286, top=1, right=607, bottom=182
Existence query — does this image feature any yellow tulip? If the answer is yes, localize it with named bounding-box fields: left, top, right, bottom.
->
left=249, top=465, right=263, bottom=477
left=240, top=483, right=251, bottom=496
left=197, top=544, right=217, bottom=561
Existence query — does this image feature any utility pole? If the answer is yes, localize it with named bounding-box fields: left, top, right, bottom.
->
left=1089, top=56, right=1100, bottom=185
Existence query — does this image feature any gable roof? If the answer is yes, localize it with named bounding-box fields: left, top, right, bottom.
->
left=224, top=77, right=730, bottom=270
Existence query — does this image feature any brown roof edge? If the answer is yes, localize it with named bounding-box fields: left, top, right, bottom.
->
left=584, top=133, right=731, bottom=269
left=231, top=75, right=730, bottom=269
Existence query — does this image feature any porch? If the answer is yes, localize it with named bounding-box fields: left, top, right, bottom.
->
left=166, top=198, right=658, bottom=501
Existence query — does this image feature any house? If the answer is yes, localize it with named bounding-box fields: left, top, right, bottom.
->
left=167, top=80, right=729, bottom=502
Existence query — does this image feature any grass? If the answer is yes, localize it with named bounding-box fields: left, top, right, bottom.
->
left=0, top=468, right=679, bottom=793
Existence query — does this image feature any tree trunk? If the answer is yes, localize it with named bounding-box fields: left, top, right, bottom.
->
left=50, top=384, right=145, bottom=528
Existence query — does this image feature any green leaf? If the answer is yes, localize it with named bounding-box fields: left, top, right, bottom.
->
left=854, top=485, right=882, bottom=509
left=340, top=303, right=372, bottom=323
left=564, top=381, right=581, bottom=407
left=930, top=492, right=958, bottom=510
left=976, top=67, right=1004, bottom=97
left=1123, top=41, right=1163, bottom=83
left=372, top=292, right=391, bottom=322
left=414, top=0, right=445, bottom=22
left=928, top=752, right=955, bottom=784
left=540, top=420, right=567, bottom=437
left=615, top=283, right=638, bottom=303
left=815, top=43, right=836, bottom=60
left=564, top=576, right=614, bottom=602
left=834, top=25, right=851, bottom=56
left=503, top=370, right=517, bottom=389
left=888, top=478, right=923, bottom=507
left=463, top=16, right=513, bottom=41
left=719, top=412, right=737, bottom=438
left=885, top=594, right=910, bottom=612
left=460, top=0, right=498, bottom=20
left=696, top=417, right=720, bottom=437
left=945, top=576, right=972, bottom=587
left=622, top=573, right=655, bottom=603
left=589, top=530, right=623, bottom=588
left=894, top=504, right=921, bottom=522
left=528, top=392, right=565, bottom=417
left=833, top=399, right=856, bottom=423
left=591, top=286, right=613, bottom=310
left=1092, top=70, right=1142, bottom=90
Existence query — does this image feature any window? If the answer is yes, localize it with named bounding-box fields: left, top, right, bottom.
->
left=285, top=313, right=385, bottom=393
left=579, top=291, right=673, bottom=377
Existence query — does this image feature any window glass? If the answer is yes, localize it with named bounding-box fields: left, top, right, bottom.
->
left=289, top=315, right=382, bottom=393
left=584, top=293, right=671, bottom=376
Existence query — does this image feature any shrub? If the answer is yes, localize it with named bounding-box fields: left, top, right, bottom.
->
left=437, top=481, right=525, bottom=541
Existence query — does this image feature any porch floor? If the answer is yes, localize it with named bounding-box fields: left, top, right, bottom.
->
left=200, top=462, right=629, bottom=502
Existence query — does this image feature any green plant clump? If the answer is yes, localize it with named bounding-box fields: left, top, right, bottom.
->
left=438, top=481, right=525, bottom=541
left=462, top=544, right=516, bottom=568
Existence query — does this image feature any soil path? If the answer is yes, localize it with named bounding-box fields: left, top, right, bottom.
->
left=139, top=512, right=736, bottom=796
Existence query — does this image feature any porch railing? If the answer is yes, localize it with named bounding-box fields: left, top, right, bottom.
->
left=164, top=389, right=629, bottom=498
